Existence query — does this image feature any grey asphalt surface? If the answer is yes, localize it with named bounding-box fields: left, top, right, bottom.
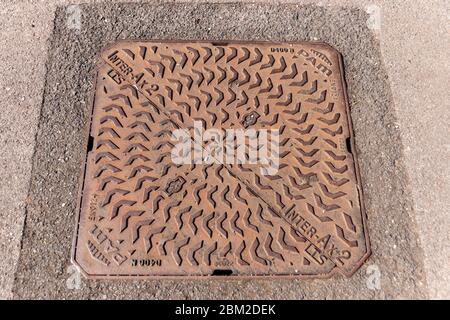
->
left=1, top=0, right=449, bottom=299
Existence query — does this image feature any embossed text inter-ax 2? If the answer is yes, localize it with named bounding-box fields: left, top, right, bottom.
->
left=72, top=41, right=370, bottom=278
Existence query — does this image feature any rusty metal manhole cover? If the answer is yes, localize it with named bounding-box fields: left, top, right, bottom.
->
left=72, top=41, right=370, bottom=278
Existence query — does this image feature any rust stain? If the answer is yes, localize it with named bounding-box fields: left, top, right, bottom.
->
left=72, top=41, right=370, bottom=278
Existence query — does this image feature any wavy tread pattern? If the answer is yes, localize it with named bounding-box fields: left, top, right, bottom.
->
left=73, top=41, right=369, bottom=278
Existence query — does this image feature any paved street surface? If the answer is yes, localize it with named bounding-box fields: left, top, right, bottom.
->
left=0, top=0, right=448, bottom=299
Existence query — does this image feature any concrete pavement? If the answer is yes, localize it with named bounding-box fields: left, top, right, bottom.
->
left=0, top=0, right=448, bottom=299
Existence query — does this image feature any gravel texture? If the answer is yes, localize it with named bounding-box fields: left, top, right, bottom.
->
left=11, top=2, right=428, bottom=299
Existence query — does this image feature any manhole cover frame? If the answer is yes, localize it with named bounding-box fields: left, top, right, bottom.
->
left=71, top=40, right=371, bottom=279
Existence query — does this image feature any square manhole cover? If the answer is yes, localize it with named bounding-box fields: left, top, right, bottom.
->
left=72, top=41, right=370, bottom=278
